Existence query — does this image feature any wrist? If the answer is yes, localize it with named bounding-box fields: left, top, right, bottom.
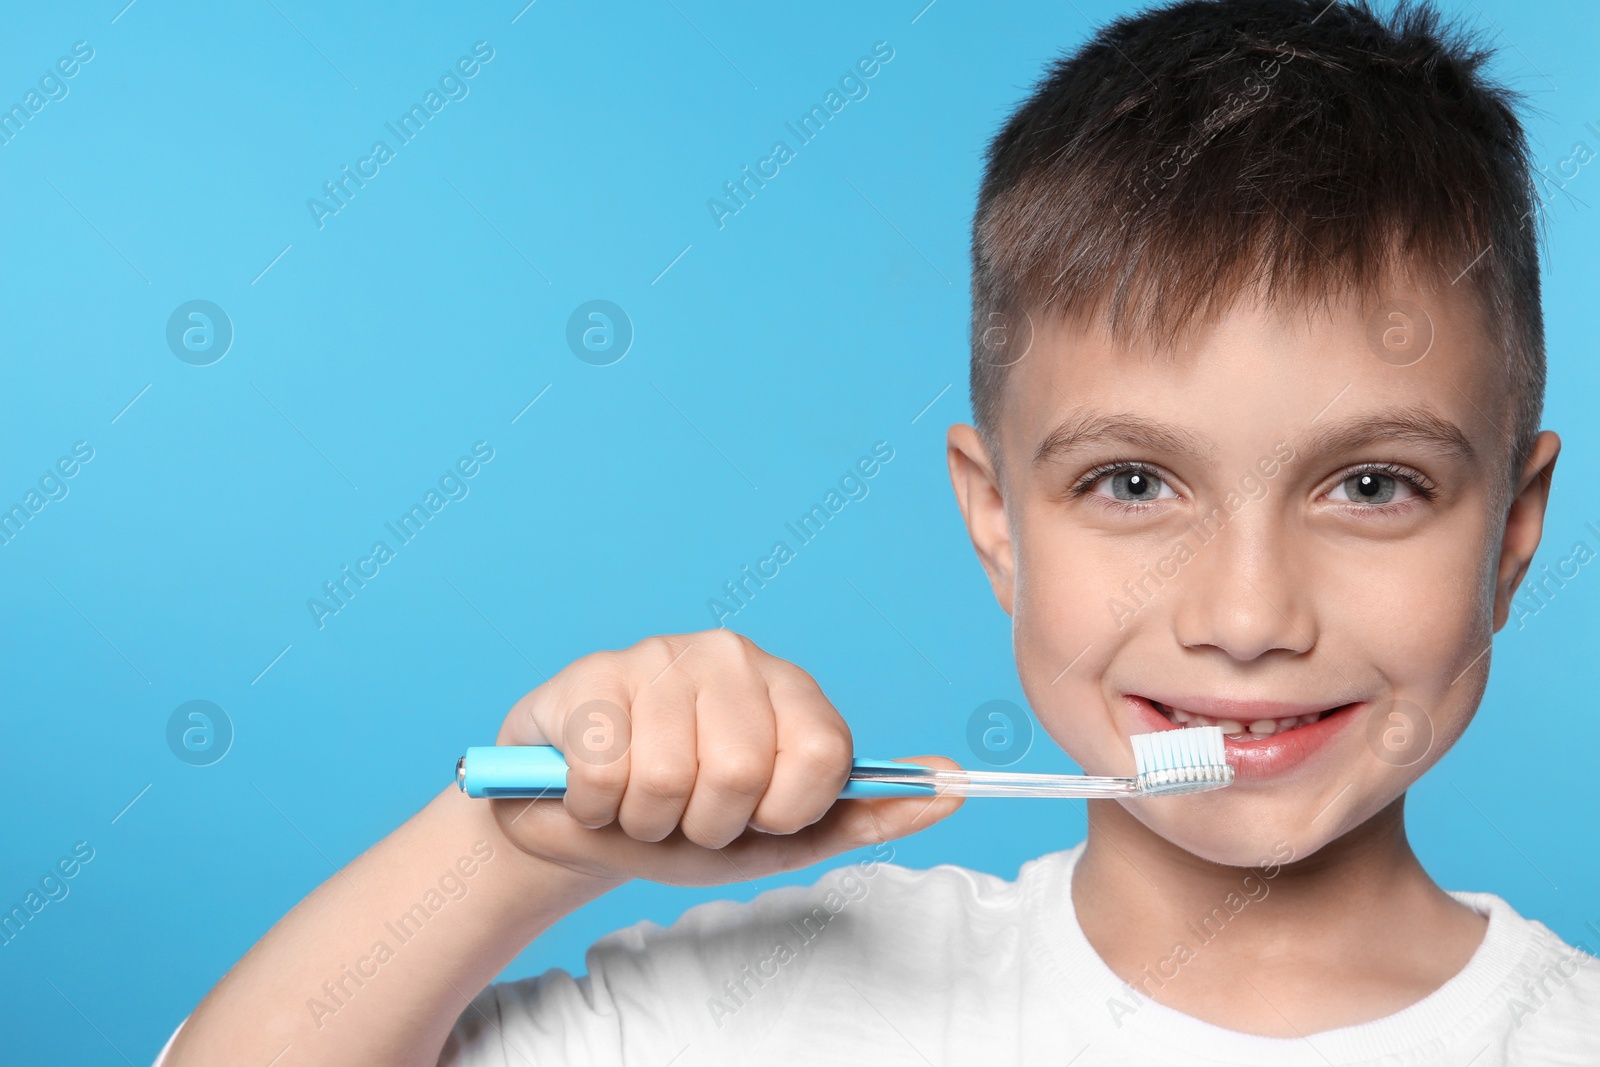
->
left=441, top=786, right=626, bottom=924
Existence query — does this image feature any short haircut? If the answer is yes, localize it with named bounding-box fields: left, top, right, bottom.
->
left=970, top=0, right=1544, bottom=492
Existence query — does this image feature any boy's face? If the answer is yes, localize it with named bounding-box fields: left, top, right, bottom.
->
left=948, top=281, right=1559, bottom=866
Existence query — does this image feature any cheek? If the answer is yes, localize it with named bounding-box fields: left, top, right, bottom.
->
left=1011, top=504, right=1170, bottom=664
left=1009, top=506, right=1147, bottom=770
left=1011, top=513, right=1099, bottom=679
left=1302, top=517, right=1498, bottom=825
left=1350, top=519, right=1497, bottom=690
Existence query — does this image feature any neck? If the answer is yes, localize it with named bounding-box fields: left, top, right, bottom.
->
left=1071, top=794, right=1486, bottom=1034
left=1077, top=794, right=1424, bottom=918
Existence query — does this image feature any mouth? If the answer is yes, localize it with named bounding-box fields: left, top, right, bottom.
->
left=1149, top=699, right=1343, bottom=738
left=1124, top=695, right=1363, bottom=779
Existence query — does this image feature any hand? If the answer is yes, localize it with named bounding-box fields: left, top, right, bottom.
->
left=489, top=630, right=962, bottom=887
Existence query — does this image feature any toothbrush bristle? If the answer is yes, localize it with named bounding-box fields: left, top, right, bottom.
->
left=1130, top=726, right=1234, bottom=795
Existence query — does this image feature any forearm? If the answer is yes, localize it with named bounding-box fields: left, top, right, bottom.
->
left=164, top=785, right=620, bottom=1067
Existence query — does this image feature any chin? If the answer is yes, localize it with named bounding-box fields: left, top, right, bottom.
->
left=1119, top=792, right=1336, bottom=869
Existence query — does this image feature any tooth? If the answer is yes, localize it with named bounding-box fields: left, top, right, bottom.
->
left=1216, top=718, right=1244, bottom=735
left=1190, top=713, right=1217, bottom=727
left=1171, top=708, right=1192, bottom=723
left=1247, top=719, right=1277, bottom=736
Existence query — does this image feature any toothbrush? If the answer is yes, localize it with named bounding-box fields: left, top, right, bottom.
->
left=456, top=725, right=1233, bottom=800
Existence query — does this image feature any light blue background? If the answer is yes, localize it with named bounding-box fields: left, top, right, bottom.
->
left=1, top=1, right=1596, bottom=1062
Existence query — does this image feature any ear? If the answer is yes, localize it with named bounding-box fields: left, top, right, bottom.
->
left=1492, top=430, right=1561, bottom=632
left=946, top=423, right=1016, bottom=615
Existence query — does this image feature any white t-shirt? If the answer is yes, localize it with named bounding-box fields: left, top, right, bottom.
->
left=436, top=842, right=1600, bottom=1067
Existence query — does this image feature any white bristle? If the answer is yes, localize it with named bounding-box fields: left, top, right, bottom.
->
left=1130, top=726, right=1233, bottom=795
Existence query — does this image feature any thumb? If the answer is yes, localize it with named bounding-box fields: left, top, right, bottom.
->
left=495, top=756, right=965, bottom=888
left=776, top=754, right=966, bottom=862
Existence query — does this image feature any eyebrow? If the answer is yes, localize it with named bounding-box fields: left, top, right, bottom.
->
left=1032, top=412, right=1212, bottom=467
left=1302, top=408, right=1477, bottom=462
left=1031, top=407, right=1477, bottom=467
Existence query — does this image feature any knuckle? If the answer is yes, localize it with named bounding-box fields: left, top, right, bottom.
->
left=567, top=758, right=628, bottom=796
left=641, top=634, right=681, bottom=662
left=700, top=627, right=752, bottom=659
left=560, top=656, right=632, bottom=708
left=793, top=729, right=854, bottom=777
left=770, top=656, right=821, bottom=688
left=769, top=661, right=839, bottom=712
left=703, top=747, right=771, bottom=798
left=635, top=634, right=697, bottom=679
left=633, top=759, right=696, bottom=802
left=571, top=648, right=625, bottom=681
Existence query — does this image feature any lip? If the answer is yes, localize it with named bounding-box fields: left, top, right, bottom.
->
left=1123, top=694, right=1363, bottom=779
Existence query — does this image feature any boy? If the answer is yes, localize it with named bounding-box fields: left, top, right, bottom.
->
left=159, top=0, right=1600, bottom=1063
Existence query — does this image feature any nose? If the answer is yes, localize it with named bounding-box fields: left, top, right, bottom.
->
left=1171, top=503, right=1317, bottom=662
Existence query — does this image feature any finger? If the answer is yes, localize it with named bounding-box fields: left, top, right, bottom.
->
left=499, top=798, right=831, bottom=890
left=548, top=669, right=635, bottom=829
left=689, top=755, right=964, bottom=880
left=747, top=666, right=853, bottom=835
left=497, top=651, right=622, bottom=747
left=497, top=682, right=555, bottom=746
left=804, top=755, right=966, bottom=852
left=616, top=663, right=699, bottom=842
left=678, top=664, right=777, bottom=850
left=494, top=797, right=749, bottom=888
left=497, top=757, right=963, bottom=889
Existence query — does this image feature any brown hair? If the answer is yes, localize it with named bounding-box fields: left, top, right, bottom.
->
left=970, top=0, right=1544, bottom=490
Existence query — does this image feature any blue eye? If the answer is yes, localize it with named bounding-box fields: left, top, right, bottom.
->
left=1082, top=464, right=1177, bottom=503
left=1337, top=472, right=1398, bottom=503
left=1327, top=465, right=1430, bottom=507
left=1110, top=469, right=1162, bottom=501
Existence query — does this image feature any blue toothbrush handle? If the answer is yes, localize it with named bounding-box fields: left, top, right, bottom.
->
left=837, top=757, right=940, bottom=798
left=456, top=747, right=937, bottom=799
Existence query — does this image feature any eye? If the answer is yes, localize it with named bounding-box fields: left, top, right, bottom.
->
left=1325, top=464, right=1433, bottom=508
left=1076, top=463, right=1178, bottom=505
left=1332, top=472, right=1404, bottom=504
